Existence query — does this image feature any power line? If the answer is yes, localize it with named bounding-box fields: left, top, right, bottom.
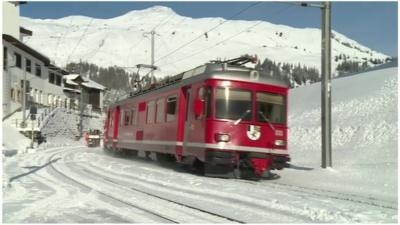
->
left=158, top=4, right=293, bottom=69
left=124, top=13, right=177, bottom=66
left=65, top=17, right=94, bottom=66
left=54, top=17, right=75, bottom=60
left=154, top=2, right=262, bottom=64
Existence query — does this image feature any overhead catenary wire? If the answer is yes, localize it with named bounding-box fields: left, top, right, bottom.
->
left=124, top=12, right=177, bottom=67
left=65, top=17, right=94, bottom=66
left=154, top=1, right=262, bottom=64
left=158, top=4, right=293, bottom=69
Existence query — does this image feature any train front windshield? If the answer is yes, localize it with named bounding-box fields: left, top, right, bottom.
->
left=215, top=87, right=286, bottom=124
left=216, top=88, right=252, bottom=121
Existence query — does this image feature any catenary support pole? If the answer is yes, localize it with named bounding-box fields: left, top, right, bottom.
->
left=321, top=1, right=332, bottom=168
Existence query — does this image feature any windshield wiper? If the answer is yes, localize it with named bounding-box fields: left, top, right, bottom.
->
left=233, top=109, right=251, bottom=125
left=258, top=111, right=276, bottom=131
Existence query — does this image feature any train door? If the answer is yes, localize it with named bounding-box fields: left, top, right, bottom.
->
left=176, top=86, right=191, bottom=160
left=183, top=87, right=192, bottom=147
left=112, top=106, right=121, bottom=148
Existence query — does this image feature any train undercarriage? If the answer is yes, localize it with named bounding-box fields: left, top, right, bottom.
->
left=104, top=145, right=289, bottom=180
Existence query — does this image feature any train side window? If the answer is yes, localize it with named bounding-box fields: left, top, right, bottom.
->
left=130, top=107, right=136, bottom=125
left=166, top=96, right=177, bottom=122
left=147, top=100, right=155, bottom=124
left=124, top=109, right=130, bottom=126
left=156, top=98, right=165, bottom=123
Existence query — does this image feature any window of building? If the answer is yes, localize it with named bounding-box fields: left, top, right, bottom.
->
left=147, top=100, right=155, bottom=124
left=14, top=52, right=21, bottom=68
left=156, top=98, right=165, bottom=123
left=3, top=47, right=7, bottom=70
left=56, top=75, right=62, bottom=86
left=35, top=64, right=41, bottom=77
left=25, top=58, right=31, bottom=73
left=130, top=107, right=137, bottom=125
left=166, top=96, right=177, bottom=122
left=49, top=72, right=55, bottom=84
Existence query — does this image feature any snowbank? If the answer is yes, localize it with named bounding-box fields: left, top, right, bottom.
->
left=280, top=66, right=398, bottom=202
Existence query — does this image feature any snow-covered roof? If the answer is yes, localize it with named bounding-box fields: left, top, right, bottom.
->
left=63, top=74, right=80, bottom=80
left=65, top=79, right=79, bottom=86
left=81, top=78, right=106, bottom=91
left=63, top=74, right=106, bottom=91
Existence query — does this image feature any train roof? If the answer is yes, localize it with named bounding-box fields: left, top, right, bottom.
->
left=111, top=58, right=289, bottom=107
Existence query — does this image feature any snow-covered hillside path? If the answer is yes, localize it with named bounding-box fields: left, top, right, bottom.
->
left=3, top=146, right=397, bottom=223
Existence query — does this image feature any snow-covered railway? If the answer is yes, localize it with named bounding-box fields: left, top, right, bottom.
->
left=50, top=147, right=241, bottom=223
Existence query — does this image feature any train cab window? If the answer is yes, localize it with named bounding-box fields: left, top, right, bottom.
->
left=166, top=96, right=177, bottom=122
left=124, top=109, right=130, bottom=126
left=256, top=92, right=286, bottom=124
left=216, top=88, right=252, bottom=121
left=130, top=107, right=137, bottom=125
left=147, top=100, right=155, bottom=124
left=156, top=98, right=165, bottom=123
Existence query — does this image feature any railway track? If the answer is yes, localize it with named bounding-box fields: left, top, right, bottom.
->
left=70, top=156, right=335, bottom=223
left=238, top=179, right=397, bottom=210
left=60, top=149, right=316, bottom=223
left=49, top=147, right=243, bottom=223
left=47, top=149, right=179, bottom=223
left=26, top=146, right=396, bottom=223
left=268, top=181, right=397, bottom=210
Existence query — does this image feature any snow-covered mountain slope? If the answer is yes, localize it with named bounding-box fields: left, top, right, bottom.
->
left=21, top=6, right=389, bottom=78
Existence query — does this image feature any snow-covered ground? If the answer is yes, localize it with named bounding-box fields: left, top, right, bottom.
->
left=2, top=66, right=398, bottom=223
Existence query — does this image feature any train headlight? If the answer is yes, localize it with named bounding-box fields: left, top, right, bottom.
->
left=215, top=133, right=231, bottom=142
left=274, top=140, right=285, bottom=146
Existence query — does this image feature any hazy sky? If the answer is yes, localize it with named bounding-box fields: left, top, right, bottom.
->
left=20, top=1, right=398, bottom=57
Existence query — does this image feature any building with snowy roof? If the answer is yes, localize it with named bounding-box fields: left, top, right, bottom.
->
left=63, top=74, right=106, bottom=111
left=2, top=2, right=106, bottom=118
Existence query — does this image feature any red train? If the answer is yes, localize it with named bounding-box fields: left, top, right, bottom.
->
left=103, top=55, right=290, bottom=179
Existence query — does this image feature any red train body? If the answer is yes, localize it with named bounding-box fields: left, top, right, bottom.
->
left=104, top=57, right=290, bottom=179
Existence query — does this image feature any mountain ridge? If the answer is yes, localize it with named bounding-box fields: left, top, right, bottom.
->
left=21, top=5, right=390, bottom=78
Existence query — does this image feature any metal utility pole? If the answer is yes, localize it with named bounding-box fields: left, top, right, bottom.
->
left=299, top=1, right=332, bottom=168
left=321, top=2, right=332, bottom=168
left=79, top=59, right=84, bottom=138
left=144, top=30, right=158, bottom=77
left=21, top=69, right=27, bottom=128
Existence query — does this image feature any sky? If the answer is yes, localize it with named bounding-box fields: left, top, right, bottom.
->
left=19, top=1, right=398, bottom=57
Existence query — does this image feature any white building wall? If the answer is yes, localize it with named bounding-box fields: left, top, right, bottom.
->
left=2, top=2, right=20, bottom=40
left=2, top=40, right=69, bottom=117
